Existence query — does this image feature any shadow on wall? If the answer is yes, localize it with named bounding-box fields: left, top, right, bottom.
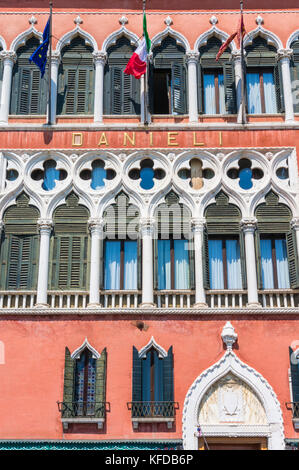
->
left=1, top=0, right=298, bottom=9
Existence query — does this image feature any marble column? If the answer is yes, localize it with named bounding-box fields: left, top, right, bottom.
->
left=48, top=51, right=60, bottom=125
left=186, top=52, right=199, bottom=123
left=36, top=219, right=53, bottom=307
left=0, top=51, right=16, bottom=124
left=277, top=49, right=295, bottom=123
left=241, top=218, right=261, bottom=308
left=232, top=50, right=246, bottom=124
left=140, top=218, right=155, bottom=308
left=93, top=52, right=107, bottom=124
left=88, top=218, right=104, bottom=307
left=192, top=218, right=208, bottom=307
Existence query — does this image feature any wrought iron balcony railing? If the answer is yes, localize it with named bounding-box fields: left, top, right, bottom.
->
left=57, top=401, right=107, bottom=419
left=286, top=402, right=299, bottom=418
left=127, top=401, right=178, bottom=418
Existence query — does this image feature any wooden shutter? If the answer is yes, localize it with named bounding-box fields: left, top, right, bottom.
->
left=189, top=240, right=195, bottom=290
left=171, top=63, right=186, bottom=114
left=197, top=62, right=203, bottom=114
left=137, top=238, right=142, bottom=291
left=239, top=231, right=247, bottom=289
left=286, top=230, right=299, bottom=288
left=205, top=192, right=241, bottom=235
left=223, top=63, right=236, bottom=114
left=95, top=348, right=107, bottom=407
left=132, top=346, right=142, bottom=402
left=153, top=237, right=158, bottom=290
left=289, top=346, right=299, bottom=403
left=111, top=67, right=122, bottom=114
left=103, top=193, right=140, bottom=239
left=255, top=230, right=262, bottom=290
left=62, top=347, right=75, bottom=417
left=274, top=62, right=284, bottom=113
left=155, top=191, right=191, bottom=236
left=163, top=346, right=174, bottom=403
left=255, top=192, right=291, bottom=233
left=245, top=36, right=277, bottom=67
left=290, top=42, right=299, bottom=113
left=203, top=229, right=210, bottom=289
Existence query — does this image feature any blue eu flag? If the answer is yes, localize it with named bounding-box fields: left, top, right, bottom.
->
left=29, top=18, right=50, bottom=77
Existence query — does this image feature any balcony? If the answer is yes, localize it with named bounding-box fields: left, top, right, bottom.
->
left=57, top=401, right=108, bottom=430
left=258, top=290, right=299, bottom=308
left=127, top=401, right=179, bottom=429
left=286, top=402, right=299, bottom=429
left=100, top=290, right=141, bottom=308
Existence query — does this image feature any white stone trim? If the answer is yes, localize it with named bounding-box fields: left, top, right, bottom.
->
left=182, top=344, right=285, bottom=449
left=10, top=26, right=43, bottom=52
left=138, top=336, right=167, bottom=359
left=243, top=26, right=283, bottom=50
left=151, top=27, right=190, bottom=52
left=286, top=30, right=299, bottom=50
left=194, top=26, right=237, bottom=52
left=101, top=26, right=139, bottom=53
left=71, top=338, right=101, bottom=360
left=54, top=26, right=98, bottom=55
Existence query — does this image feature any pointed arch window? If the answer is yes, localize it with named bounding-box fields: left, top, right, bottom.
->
left=49, top=193, right=90, bottom=290
left=204, top=192, right=245, bottom=290
left=57, top=36, right=95, bottom=115
left=255, top=192, right=297, bottom=289
left=104, top=36, right=140, bottom=115
left=10, top=36, right=47, bottom=115
left=150, top=36, right=187, bottom=115
left=0, top=193, right=40, bottom=290
left=198, top=36, right=236, bottom=115
left=245, top=36, right=283, bottom=114
left=154, top=192, right=193, bottom=290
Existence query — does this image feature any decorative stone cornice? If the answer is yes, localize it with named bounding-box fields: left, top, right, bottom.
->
left=240, top=217, right=257, bottom=232
left=221, top=321, right=237, bottom=351
left=93, top=51, right=107, bottom=65
left=186, top=51, right=199, bottom=64
left=276, top=48, right=293, bottom=61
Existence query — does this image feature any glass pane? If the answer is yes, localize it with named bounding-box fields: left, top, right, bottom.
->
left=157, top=240, right=171, bottom=290
left=275, top=239, right=290, bottom=288
left=260, top=239, right=274, bottom=289
left=104, top=241, right=120, bottom=290
left=226, top=239, right=242, bottom=289
left=208, top=239, right=224, bottom=289
left=174, top=239, right=190, bottom=289
left=263, top=72, right=277, bottom=114
left=203, top=74, right=216, bottom=114
left=246, top=73, right=262, bottom=114
left=123, top=241, right=137, bottom=290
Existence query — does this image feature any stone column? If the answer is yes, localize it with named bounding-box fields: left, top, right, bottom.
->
left=93, top=52, right=107, bottom=124
left=192, top=218, right=208, bottom=307
left=88, top=218, right=104, bottom=307
left=186, top=52, right=199, bottom=123
left=277, top=49, right=295, bottom=123
left=48, top=51, right=60, bottom=125
left=241, top=218, right=261, bottom=308
left=140, top=218, right=155, bottom=308
left=232, top=50, right=246, bottom=124
left=291, top=217, right=299, bottom=262
left=36, top=219, right=53, bottom=307
left=0, top=51, right=16, bottom=124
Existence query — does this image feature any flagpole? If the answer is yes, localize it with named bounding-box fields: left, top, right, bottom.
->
left=240, top=0, right=246, bottom=124
left=143, top=0, right=148, bottom=126
left=47, top=1, right=53, bottom=125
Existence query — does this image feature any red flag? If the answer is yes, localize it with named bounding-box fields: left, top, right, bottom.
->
left=216, top=32, right=237, bottom=61
left=236, top=13, right=246, bottom=48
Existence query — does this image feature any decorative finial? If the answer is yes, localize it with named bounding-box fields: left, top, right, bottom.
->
left=221, top=321, right=237, bottom=351
left=74, top=15, right=83, bottom=26
left=119, top=15, right=128, bottom=26
left=29, top=15, right=37, bottom=26
left=209, top=15, right=218, bottom=25
left=164, top=16, right=173, bottom=27
left=256, top=15, right=264, bottom=26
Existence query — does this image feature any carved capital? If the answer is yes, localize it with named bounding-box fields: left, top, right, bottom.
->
left=240, top=218, right=257, bottom=233
left=88, top=217, right=104, bottom=234
left=291, top=218, right=299, bottom=231
left=276, top=48, right=293, bottom=61
left=0, top=51, right=16, bottom=63
left=186, top=51, right=199, bottom=64
left=191, top=217, right=206, bottom=233
left=231, top=50, right=242, bottom=62
left=37, top=219, right=53, bottom=233
left=0, top=220, right=4, bottom=233
left=139, top=217, right=156, bottom=237
left=51, top=51, right=61, bottom=66
left=93, top=51, right=107, bottom=65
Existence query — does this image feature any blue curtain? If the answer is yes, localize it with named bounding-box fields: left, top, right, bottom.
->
left=218, top=73, right=225, bottom=114
left=174, top=240, right=190, bottom=289
left=260, top=239, right=274, bottom=289
left=203, top=74, right=216, bottom=114
left=226, top=240, right=242, bottom=289
left=275, top=239, right=290, bottom=288
left=208, top=239, right=224, bottom=289
left=91, top=165, right=106, bottom=190
left=157, top=240, right=171, bottom=290
left=246, top=72, right=262, bottom=114
left=42, top=165, right=60, bottom=191
left=104, top=241, right=120, bottom=290
left=123, top=241, right=137, bottom=290
left=263, top=72, right=277, bottom=114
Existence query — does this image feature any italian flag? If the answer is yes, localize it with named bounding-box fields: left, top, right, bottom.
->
left=124, top=13, right=151, bottom=79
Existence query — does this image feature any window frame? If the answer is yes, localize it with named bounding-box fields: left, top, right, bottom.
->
left=259, top=233, right=290, bottom=290
left=156, top=235, right=192, bottom=291
left=103, top=238, right=139, bottom=291
left=207, top=234, right=243, bottom=290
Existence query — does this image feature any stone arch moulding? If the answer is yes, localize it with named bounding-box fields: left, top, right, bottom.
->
left=182, top=350, right=285, bottom=450
left=286, top=30, right=299, bottom=49
left=10, top=25, right=43, bottom=52
left=101, top=26, right=139, bottom=53
left=243, top=26, right=283, bottom=50
left=150, top=26, right=190, bottom=52
left=138, top=336, right=167, bottom=359
left=0, top=35, right=7, bottom=51
left=194, top=26, right=237, bottom=52
left=71, top=338, right=101, bottom=360
left=54, top=26, right=98, bottom=55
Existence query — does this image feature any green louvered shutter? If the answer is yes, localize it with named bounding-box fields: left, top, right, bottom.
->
left=223, top=63, right=236, bottom=114
left=95, top=348, right=107, bottom=416
left=274, top=62, right=284, bottom=113
left=289, top=346, right=299, bottom=403
left=290, top=42, right=299, bottom=113
left=197, top=62, right=203, bottom=114
left=255, top=230, right=262, bottom=290
left=132, top=346, right=142, bottom=402
left=111, top=66, right=122, bottom=114
left=163, top=346, right=174, bottom=403
left=137, top=238, right=142, bottom=290
left=203, top=229, right=210, bottom=289
left=189, top=240, right=195, bottom=290
left=286, top=230, right=299, bottom=288
left=153, top=237, right=158, bottom=290
left=239, top=231, right=247, bottom=289
left=62, top=347, right=75, bottom=417
left=171, top=63, right=186, bottom=114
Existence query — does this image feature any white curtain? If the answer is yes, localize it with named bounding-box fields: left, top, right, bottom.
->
left=208, top=239, right=224, bottom=289
left=104, top=241, right=120, bottom=290
left=263, top=72, right=277, bottom=114
left=275, top=239, right=290, bottom=288
left=203, top=74, right=216, bottom=114
left=124, top=241, right=137, bottom=290
left=260, top=239, right=274, bottom=289
left=246, top=73, right=262, bottom=114
left=226, top=240, right=242, bottom=289
left=218, top=73, right=226, bottom=115
left=157, top=240, right=171, bottom=290
left=174, top=240, right=190, bottom=289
